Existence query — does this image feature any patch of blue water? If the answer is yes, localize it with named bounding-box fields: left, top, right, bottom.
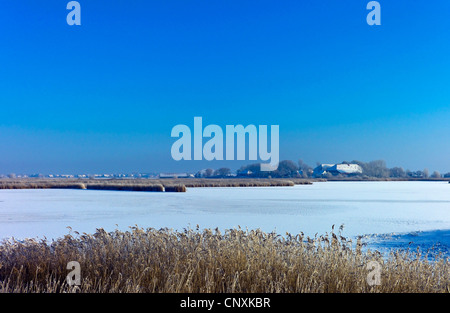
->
left=362, top=229, right=450, bottom=260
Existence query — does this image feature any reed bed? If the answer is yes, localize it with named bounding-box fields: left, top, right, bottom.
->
left=86, top=183, right=164, bottom=192
left=164, top=185, right=187, bottom=192
left=0, top=180, right=86, bottom=190
left=0, top=226, right=448, bottom=293
left=0, top=178, right=307, bottom=192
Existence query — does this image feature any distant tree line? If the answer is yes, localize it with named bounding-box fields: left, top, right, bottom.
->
left=193, top=159, right=450, bottom=179
left=194, top=160, right=304, bottom=179
left=341, top=159, right=442, bottom=179
left=4, top=161, right=445, bottom=180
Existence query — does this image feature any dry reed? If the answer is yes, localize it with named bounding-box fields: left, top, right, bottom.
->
left=1, top=226, right=448, bottom=293
left=86, top=183, right=164, bottom=192
left=0, top=178, right=309, bottom=192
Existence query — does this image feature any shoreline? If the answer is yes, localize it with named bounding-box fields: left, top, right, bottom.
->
left=0, top=178, right=313, bottom=192
left=0, top=177, right=448, bottom=193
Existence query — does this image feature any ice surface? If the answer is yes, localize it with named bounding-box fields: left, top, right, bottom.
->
left=0, top=181, right=449, bottom=255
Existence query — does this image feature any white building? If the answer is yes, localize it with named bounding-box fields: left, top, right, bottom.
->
left=312, top=164, right=335, bottom=177
left=313, top=163, right=362, bottom=177
left=331, top=164, right=363, bottom=175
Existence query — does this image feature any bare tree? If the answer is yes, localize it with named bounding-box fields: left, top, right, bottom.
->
left=273, top=160, right=299, bottom=178
left=214, top=168, right=231, bottom=177
left=390, top=167, right=406, bottom=178
left=431, top=171, right=441, bottom=178
left=298, top=159, right=312, bottom=177
left=204, top=168, right=214, bottom=177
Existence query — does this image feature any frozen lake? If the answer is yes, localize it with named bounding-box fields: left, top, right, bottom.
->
left=0, top=181, right=449, bottom=256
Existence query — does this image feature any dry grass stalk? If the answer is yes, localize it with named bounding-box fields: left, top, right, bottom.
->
left=0, top=226, right=448, bottom=293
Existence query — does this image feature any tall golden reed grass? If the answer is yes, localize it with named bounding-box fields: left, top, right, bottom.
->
left=1, top=226, right=448, bottom=293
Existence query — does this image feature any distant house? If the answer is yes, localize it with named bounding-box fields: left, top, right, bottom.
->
left=237, top=170, right=253, bottom=177
left=329, top=164, right=362, bottom=175
left=313, top=163, right=362, bottom=177
left=312, top=164, right=335, bottom=177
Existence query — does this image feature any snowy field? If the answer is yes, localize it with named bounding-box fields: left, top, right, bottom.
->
left=0, top=181, right=449, bottom=256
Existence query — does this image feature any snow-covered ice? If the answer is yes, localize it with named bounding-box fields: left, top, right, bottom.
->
left=0, top=181, right=449, bottom=256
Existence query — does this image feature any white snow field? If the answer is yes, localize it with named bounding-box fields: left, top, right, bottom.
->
left=0, top=181, right=449, bottom=255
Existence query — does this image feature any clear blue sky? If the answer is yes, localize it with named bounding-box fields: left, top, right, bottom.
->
left=1, top=1, right=449, bottom=174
